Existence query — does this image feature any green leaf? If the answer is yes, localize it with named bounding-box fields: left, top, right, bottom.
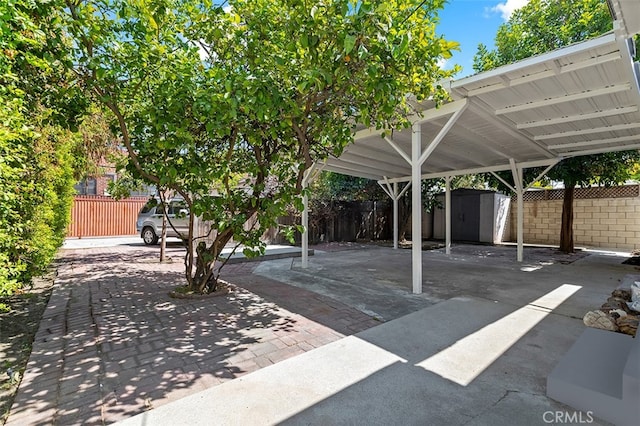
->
left=344, top=34, right=356, bottom=54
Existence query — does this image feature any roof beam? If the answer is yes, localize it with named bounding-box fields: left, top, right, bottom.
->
left=381, top=158, right=561, bottom=184
left=352, top=127, right=382, bottom=141
left=548, top=134, right=640, bottom=150
left=466, top=51, right=622, bottom=97
left=323, top=158, right=392, bottom=180
left=453, top=33, right=617, bottom=90
left=561, top=142, right=640, bottom=158
left=495, top=83, right=631, bottom=115
left=535, top=122, right=640, bottom=141
left=334, top=152, right=410, bottom=176
left=517, top=106, right=639, bottom=129
left=467, top=52, right=622, bottom=96
left=343, top=142, right=405, bottom=160
left=411, top=98, right=468, bottom=126
left=351, top=99, right=468, bottom=144
left=615, top=36, right=640, bottom=108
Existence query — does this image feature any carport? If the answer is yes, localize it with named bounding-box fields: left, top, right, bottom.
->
left=301, top=0, right=640, bottom=294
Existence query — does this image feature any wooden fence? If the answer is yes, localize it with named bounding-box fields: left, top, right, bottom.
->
left=67, top=196, right=149, bottom=238
left=273, top=200, right=393, bottom=244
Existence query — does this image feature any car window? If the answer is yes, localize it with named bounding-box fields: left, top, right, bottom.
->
left=140, top=200, right=157, bottom=214
left=168, top=201, right=187, bottom=215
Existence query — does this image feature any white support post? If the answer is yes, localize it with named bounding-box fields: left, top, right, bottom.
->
left=445, top=176, right=452, bottom=255
left=379, top=178, right=411, bottom=250
left=393, top=182, right=399, bottom=250
left=301, top=191, right=309, bottom=268
left=510, top=159, right=524, bottom=262
left=517, top=184, right=524, bottom=262
left=411, top=123, right=422, bottom=294
left=300, top=163, right=321, bottom=269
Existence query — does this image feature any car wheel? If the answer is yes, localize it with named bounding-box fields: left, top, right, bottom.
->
left=142, top=227, right=159, bottom=245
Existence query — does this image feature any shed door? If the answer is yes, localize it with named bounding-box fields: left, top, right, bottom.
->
left=452, top=194, right=480, bottom=241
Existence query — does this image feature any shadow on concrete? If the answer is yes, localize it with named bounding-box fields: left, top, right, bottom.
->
left=277, top=294, right=607, bottom=425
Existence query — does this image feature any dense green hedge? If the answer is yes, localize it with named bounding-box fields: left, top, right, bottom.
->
left=0, top=102, right=77, bottom=296
left=0, top=0, right=79, bottom=296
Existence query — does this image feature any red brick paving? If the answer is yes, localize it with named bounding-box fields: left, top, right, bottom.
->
left=6, top=245, right=379, bottom=425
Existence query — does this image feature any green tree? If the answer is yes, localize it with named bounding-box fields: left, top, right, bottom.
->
left=65, top=0, right=459, bottom=293
left=311, top=172, right=386, bottom=202
left=474, top=0, right=640, bottom=252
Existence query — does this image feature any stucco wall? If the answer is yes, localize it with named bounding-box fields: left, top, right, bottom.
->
left=508, top=185, right=640, bottom=252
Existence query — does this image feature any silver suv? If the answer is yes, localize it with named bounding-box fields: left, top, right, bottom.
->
left=136, top=199, right=189, bottom=245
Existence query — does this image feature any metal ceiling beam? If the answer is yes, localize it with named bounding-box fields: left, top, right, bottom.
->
left=410, top=99, right=468, bottom=126
left=535, top=122, right=640, bottom=141
left=324, top=158, right=402, bottom=180
left=466, top=51, right=622, bottom=97
left=495, top=83, right=631, bottom=115
left=379, top=158, right=561, bottom=184
left=517, top=106, right=639, bottom=129
left=342, top=143, right=406, bottom=161
left=548, top=134, right=640, bottom=150
left=452, top=33, right=617, bottom=89
left=334, top=152, right=410, bottom=176
left=352, top=127, right=382, bottom=141
left=351, top=100, right=468, bottom=147
left=555, top=142, right=640, bottom=157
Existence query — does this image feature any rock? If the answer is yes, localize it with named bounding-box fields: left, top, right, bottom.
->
left=583, top=310, right=619, bottom=332
left=609, top=309, right=628, bottom=319
left=616, top=315, right=639, bottom=337
left=601, top=298, right=635, bottom=314
left=608, top=296, right=629, bottom=305
left=600, top=301, right=627, bottom=313
left=603, top=296, right=636, bottom=314
left=612, top=289, right=632, bottom=301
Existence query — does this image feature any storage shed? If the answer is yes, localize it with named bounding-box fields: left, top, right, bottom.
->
left=433, top=189, right=511, bottom=244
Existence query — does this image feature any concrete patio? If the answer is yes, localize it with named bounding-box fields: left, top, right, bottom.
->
left=7, top=240, right=636, bottom=425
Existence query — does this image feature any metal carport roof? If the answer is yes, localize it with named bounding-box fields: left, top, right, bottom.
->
left=323, top=32, right=640, bottom=182
left=301, top=2, right=640, bottom=294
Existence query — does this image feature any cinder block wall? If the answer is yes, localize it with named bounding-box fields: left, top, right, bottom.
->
left=508, top=185, right=640, bottom=252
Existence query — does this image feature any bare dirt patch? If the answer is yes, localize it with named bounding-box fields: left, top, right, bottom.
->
left=0, top=268, right=55, bottom=425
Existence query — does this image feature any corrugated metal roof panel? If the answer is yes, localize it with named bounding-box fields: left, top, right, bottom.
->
left=323, top=30, right=640, bottom=183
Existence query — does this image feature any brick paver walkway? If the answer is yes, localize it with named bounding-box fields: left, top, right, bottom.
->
left=6, top=246, right=379, bottom=425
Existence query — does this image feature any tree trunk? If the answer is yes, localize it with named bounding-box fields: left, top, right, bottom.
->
left=559, top=184, right=575, bottom=253
left=160, top=211, right=167, bottom=262
left=398, top=198, right=411, bottom=241
left=188, top=228, right=234, bottom=294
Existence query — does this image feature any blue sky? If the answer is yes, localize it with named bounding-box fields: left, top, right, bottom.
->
left=437, top=0, right=529, bottom=77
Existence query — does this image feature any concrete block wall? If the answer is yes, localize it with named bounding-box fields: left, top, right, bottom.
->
left=508, top=188, right=640, bottom=252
